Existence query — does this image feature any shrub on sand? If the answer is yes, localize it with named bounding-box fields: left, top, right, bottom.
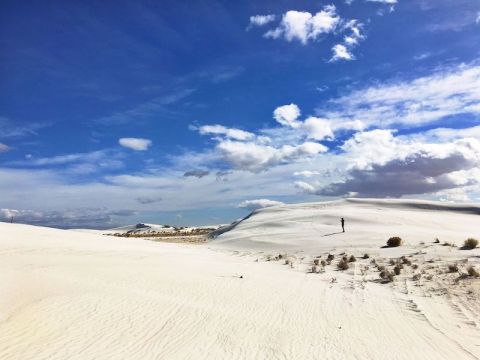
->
left=363, top=253, right=370, bottom=259
left=313, top=259, right=320, bottom=266
left=348, top=255, right=356, bottom=263
left=467, top=266, right=479, bottom=277
left=320, top=260, right=327, bottom=267
left=387, top=237, right=403, bottom=247
left=464, top=238, right=479, bottom=249
left=337, top=260, right=349, bottom=271
left=327, top=254, right=335, bottom=261
left=311, top=265, right=320, bottom=273
left=380, top=270, right=394, bottom=282
left=448, top=264, right=459, bottom=273
left=377, top=265, right=385, bottom=271
left=401, top=256, right=412, bottom=266
left=412, top=264, right=419, bottom=270
left=393, top=265, right=402, bottom=275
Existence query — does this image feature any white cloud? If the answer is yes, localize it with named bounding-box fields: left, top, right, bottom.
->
left=217, top=140, right=327, bottom=172
left=273, top=103, right=302, bottom=128
left=318, top=63, right=480, bottom=128
left=119, top=138, right=152, bottom=151
left=303, top=117, right=334, bottom=140
left=0, top=143, right=10, bottom=152
left=330, top=44, right=354, bottom=62
left=198, top=125, right=254, bottom=141
left=293, top=170, right=320, bottom=177
left=237, top=199, right=284, bottom=210
left=476, top=12, right=480, bottom=24
left=248, top=15, right=276, bottom=28
left=264, top=6, right=340, bottom=45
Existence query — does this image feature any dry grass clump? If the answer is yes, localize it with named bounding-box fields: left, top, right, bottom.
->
left=464, top=238, right=479, bottom=249
left=379, top=270, right=395, bottom=282
left=387, top=236, right=402, bottom=247
left=448, top=264, right=459, bottom=273
left=337, top=259, right=349, bottom=270
left=467, top=266, right=479, bottom=277
left=393, top=265, right=402, bottom=275
left=348, top=255, right=356, bottom=263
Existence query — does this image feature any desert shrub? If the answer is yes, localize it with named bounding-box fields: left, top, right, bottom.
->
left=434, top=238, right=440, bottom=243
left=412, top=264, right=419, bottom=270
left=448, top=264, right=459, bottom=273
left=412, top=273, right=421, bottom=281
left=285, top=259, right=291, bottom=265
left=389, top=259, right=396, bottom=266
left=337, top=260, right=349, bottom=270
left=313, top=259, right=320, bottom=266
left=320, top=260, right=327, bottom=267
left=377, top=265, right=385, bottom=271
left=370, top=258, right=376, bottom=265
left=342, top=255, right=348, bottom=262
left=393, top=265, right=402, bottom=275
left=327, top=254, right=334, bottom=261
left=387, top=237, right=402, bottom=247
left=363, top=253, right=370, bottom=259
left=467, top=266, right=479, bottom=277
left=464, top=238, right=479, bottom=249
left=396, top=263, right=404, bottom=270
left=380, top=270, right=395, bottom=282
left=348, top=255, right=356, bottom=263
left=326, top=260, right=332, bottom=265
left=311, top=265, right=320, bottom=273
left=401, top=256, right=412, bottom=266
left=278, top=254, right=284, bottom=260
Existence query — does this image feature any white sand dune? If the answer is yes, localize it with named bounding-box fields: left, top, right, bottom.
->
left=1, top=199, right=480, bottom=359
left=211, top=198, right=480, bottom=253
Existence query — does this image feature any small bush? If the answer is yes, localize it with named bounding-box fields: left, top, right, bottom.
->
left=348, top=255, right=356, bottom=263
left=380, top=270, right=394, bottom=282
left=337, top=260, right=349, bottom=270
left=320, top=260, right=327, bottom=267
left=377, top=265, right=385, bottom=271
left=412, top=264, right=419, bottom=270
left=448, top=264, right=459, bottom=273
left=434, top=238, right=440, bottom=244
left=387, top=236, right=402, bottom=247
left=412, top=273, right=421, bottom=281
left=393, top=265, right=402, bottom=275
left=285, top=259, right=291, bottom=265
left=313, top=259, right=320, bottom=266
left=363, top=253, right=370, bottom=259
left=467, top=266, right=479, bottom=277
left=401, top=256, right=412, bottom=266
left=389, top=259, right=396, bottom=266
left=342, top=255, right=348, bottom=262
left=370, top=258, right=376, bottom=265
left=311, top=265, right=320, bottom=273
left=464, top=238, right=479, bottom=249
left=327, top=254, right=334, bottom=261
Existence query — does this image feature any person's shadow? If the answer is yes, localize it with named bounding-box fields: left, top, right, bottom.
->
left=322, top=231, right=344, bottom=237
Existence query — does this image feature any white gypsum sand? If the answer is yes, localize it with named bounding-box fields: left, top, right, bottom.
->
left=0, top=198, right=479, bottom=359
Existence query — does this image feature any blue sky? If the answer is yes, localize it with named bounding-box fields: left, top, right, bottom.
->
left=1, top=0, right=480, bottom=228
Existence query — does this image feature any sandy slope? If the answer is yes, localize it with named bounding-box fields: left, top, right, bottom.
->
left=1, top=199, right=480, bottom=359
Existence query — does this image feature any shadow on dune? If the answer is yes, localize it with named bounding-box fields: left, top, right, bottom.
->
left=322, top=231, right=344, bottom=237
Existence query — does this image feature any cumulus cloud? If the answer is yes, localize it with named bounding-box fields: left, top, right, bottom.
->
left=310, top=131, right=480, bottom=197
left=273, top=103, right=302, bottom=128
left=198, top=125, right=254, bottom=141
left=263, top=6, right=340, bottom=44
left=318, top=63, right=480, bottom=128
left=248, top=15, right=276, bottom=28
left=367, top=0, right=397, bottom=3
left=0, top=143, right=10, bottom=152
left=119, top=138, right=152, bottom=151
left=330, top=44, right=354, bottom=62
left=217, top=140, right=327, bottom=172
left=237, top=198, right=284, bottom=210
left=183, top=169, right=210, bottom=178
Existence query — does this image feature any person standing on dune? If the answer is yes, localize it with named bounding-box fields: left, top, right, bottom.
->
left=341, top=218, right=345, bottom=232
